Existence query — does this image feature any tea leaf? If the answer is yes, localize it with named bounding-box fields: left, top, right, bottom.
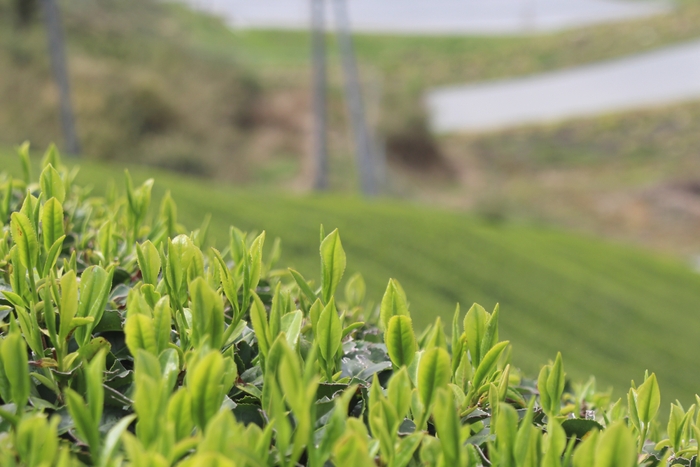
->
left=317, top=298, right=342, bottom=363
left=636, top=372, right=660, bottom=426
left=379, top=279, right=409, bottom=330
left=418, top=347, right=451, bottom=413
left=1, top=333, right=29, bottom=409
left=385, top=315, right=417, bottom=368
left=41, top=197, right=64, bottom=252
left=11, top=212, right=38, bottom=271
left=320, top=229, right=346, bottom=304
left=136, top=241, right=161, bottom=286
left=40, top=165, right=65, bottom=204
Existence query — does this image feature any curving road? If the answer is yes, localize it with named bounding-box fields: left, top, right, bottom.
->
left=426, top=39, right=700, bottom=133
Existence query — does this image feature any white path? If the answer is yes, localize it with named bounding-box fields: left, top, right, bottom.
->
left=427, top=39, right=700, bottom=133
left=181, top=0, right=669, bottom=35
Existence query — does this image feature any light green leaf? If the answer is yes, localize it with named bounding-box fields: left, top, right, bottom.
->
left=153, top=297, right=172, bottom=355
left=136, top=241, right=161, bottom=286
left=432, top=388, right=461, bottom=465
left=125, top=314, right=158, bottom=355
left=74, top=266, right=113, bottom=347
left=379, top=279, right=409, bottom=330
left=317, top=298, right=342, bottom=363
left=320, top=229, right=346, bottom=304
left=593, top=421, right=636, bottom=467
left=59, top=270, right=78, bottom=341
left=99, top=414, right=137, bottom=467
left=65, top=388, right=100, bottom=454
left=572, top=429, right=599, bottom=467
left=86, top=350, right=106, bottom=426
left=11, top=212, right=38, bottom=270
left=289, top=269, right=317, bottom=304
left=41, top=197, right=64, bottom=252
left=417, top=347, right=451, bottom=411
left=636, top=372, right=660, bottom=426
left=385, top=315, right=417, bottom=368
left=472, top=341, right=509, bottom=390
left=42, top=235, right=65, bottom=277
left=1, top=333, right=29, bottom=409
left=281, top=310, right=303, bottom=349
left=190, top=277, right=225, bottom=350
left=250, top=292, right=272, bottom=358
left=387, top=367, right=412, bottom=420
left=168, top=389, right=193, bottom=442
left=464, top=303, right=489, bottom=368
left=188, top=351, right=226, bottom=431
left=40, top=165, right=65, bottom=204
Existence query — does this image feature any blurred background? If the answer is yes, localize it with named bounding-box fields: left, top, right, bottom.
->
left=3, top=0, right=700, bottom=407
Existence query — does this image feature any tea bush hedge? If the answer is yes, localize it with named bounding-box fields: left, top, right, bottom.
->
left=0, top=144, right=696, bottom=466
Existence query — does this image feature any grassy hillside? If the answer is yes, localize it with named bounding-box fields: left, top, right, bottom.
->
left=4, top=0, right=700, bottom=189
left=4, top=147, right=700, bottom=408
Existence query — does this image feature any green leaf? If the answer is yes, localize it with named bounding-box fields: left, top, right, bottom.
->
left=41, top=143, right=61, bottom=169
left=74, top=266, right=113, bottom=347
left=432, top=388, right=461, bottom=465
left=464, top=303, right=489, bottom=368
left=280, top=310, right=303, bottom=349
left=59, top=270, right=78, bottom=342
left=546, top=352, right=565, bottom=416
left=479, top=304, right=500, bottom=359
left=385, top=315, right=417, bottom=368
left=289, top=269, right=318, bottom=304
left=594, top=421, right=636, bottom=467
left=167, top=389, right=193, bottom=442
left=317, top=298, right=342, bottom=364
left=11, top=212, right=38, bottom=270
left=394, top=433, right=423, bottom=467
left=125, top=314, right=158, bottom=355
left=320, top=229, right=346, bottom=304
left=86, top=350, right=106, bottom=426
left=99, top=414, right=137, bottom=467
left=472, top=341, right=509, bottom=390
left=379, top=279, right=409, bottom=330
left=40, top=165, right=65, bottom=204
left=41, top=197, right=64, bottom=252
left=417, top=347, right=451, bottom=412
left=572, top=429, right=599, bottom=467
left=250, top=292, right=272, bottom=359
left=188, top=351, right=226, bottom=431
left=42, top=235, right=65, bottom=277
left=387, top=367, right=412, bottom=420
left=190, top=277, right=225, bottom=350
left=246, top=231, right=265, bottom=297
left=136, top=241, right=161, bottom=286
left=636, top=372, right=660, bottom=426
left=65, top=388, right=100, bottom=454
left=1, top=333, right=29, bottom=409
left=153, top=297, right=172, bottom=355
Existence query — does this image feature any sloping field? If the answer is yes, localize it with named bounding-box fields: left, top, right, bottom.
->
left=3, top=150, right=700, bottom=406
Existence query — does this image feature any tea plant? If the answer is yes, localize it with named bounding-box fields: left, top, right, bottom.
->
left=0, top=143, right=696, bottom=466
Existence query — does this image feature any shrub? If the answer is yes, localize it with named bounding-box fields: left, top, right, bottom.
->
left=0, top=143, right=695, bottom=466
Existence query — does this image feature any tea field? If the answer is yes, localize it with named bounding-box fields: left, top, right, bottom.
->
left=3, top=148, right=700, bottom=408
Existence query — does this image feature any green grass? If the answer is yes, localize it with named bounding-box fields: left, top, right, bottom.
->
left=5, top=148, right=700, bottom=408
